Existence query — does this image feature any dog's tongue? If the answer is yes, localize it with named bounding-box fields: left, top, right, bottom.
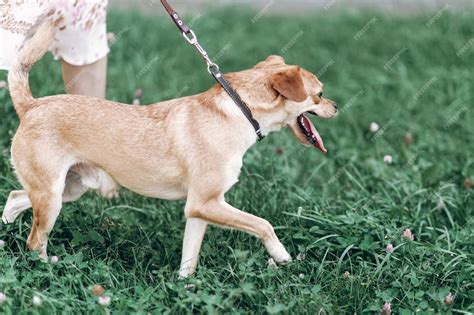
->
left=297, top=114, right=327, bottom=153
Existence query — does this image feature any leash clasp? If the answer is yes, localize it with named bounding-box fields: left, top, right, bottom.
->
left=182, top=31, right=219, bottom=75
left=182, top=30, right=197, bottom=45
left=163, top=0, right=264, bottom=142
left=207, top=62, right=220, bottom=76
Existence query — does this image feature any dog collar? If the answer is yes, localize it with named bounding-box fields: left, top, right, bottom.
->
left=160, top=0, right=265, bottom=141
left=209, top=67, right=264, bottom=141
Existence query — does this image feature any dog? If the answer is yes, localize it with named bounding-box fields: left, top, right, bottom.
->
left=2, top=17, right=337, bottom=277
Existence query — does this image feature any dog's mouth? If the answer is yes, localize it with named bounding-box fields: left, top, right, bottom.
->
left=296, top=112, right=327, bottom=153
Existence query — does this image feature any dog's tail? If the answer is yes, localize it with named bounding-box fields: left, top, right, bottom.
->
left=7, top=14, right=55, bottom=119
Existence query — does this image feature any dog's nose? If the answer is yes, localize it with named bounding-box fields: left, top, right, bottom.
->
left=333, top=103, right=338, bottom=110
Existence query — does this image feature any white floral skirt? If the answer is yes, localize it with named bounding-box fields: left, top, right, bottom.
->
left=0, top=0, right=109, bottom=70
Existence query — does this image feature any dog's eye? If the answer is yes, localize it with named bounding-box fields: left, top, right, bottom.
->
left=318, top=92, right=323, bottom=98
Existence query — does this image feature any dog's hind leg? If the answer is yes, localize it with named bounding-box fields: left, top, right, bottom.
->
left=26, top=167, right=71, bottom=260
left=2, top=190, right=32, bottom=224
left=18, top=162, right=71, bottom=260
left=2, top=170, right=89, bottom=224
left=27, top=188, right=63, bottom=260
left=26, top=163, right=118, bottom=259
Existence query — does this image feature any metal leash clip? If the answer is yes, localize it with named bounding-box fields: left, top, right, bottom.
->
left=182, top=30, right=220, bottom=75
left=161, top=0, right=264, bottom=141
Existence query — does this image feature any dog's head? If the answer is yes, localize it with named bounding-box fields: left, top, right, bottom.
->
left=227, top=55, right=337, bottom=153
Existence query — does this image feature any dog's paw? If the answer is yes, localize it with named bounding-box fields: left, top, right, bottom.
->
left=2, top=190, right=31, bottom=224
left=2, top=210, right=17, bottom=224
left=102, top=189, right=119, bottom=199
left=274, top=250, right=292, bottom=265
left=39, top=251, right=48, bottom=262
left=99, top=186, right=119, bottom=199
left=267, top=241, right=292, bottom=264
left=178, top=266, right=194, bottom=279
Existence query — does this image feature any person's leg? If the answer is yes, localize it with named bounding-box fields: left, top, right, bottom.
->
left=61, top=56, right=107, bottom=99
left=56, top=0, right=109, bottom=98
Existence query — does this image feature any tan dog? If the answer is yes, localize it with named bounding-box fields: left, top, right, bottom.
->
left=2, top=18, right=337, bottom=277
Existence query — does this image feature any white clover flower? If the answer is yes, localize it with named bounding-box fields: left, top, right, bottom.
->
left=370, top=122, right=379, bottom=133
left=98, top=295, right=111, bottom=306
left=0, top=292, right=7, bottom=304
left=384, top=155, right=393, bottom=164
left=50, top=256, right=59, bottom=265
left=32, top=295, right=42, bottom=306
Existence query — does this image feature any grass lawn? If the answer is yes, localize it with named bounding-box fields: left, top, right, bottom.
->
left=0, top=7, right=473, bottom=314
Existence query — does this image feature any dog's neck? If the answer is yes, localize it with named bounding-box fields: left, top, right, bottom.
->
left=211, top=90, right=290, bottom=138
left=147, top=88, right=291, bottom=151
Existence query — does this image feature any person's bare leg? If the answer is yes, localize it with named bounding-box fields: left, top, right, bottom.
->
left=61, top=56, right=107, bottom=98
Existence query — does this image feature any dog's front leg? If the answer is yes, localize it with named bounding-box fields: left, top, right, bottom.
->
left=185, top=198, right=291, bottom=270
left=179, top=218, right=208, bottom=278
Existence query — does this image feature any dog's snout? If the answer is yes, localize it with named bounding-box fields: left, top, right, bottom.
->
left=332, top=102, right=338, bottom=110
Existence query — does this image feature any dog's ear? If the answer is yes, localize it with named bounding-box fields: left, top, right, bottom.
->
left=270, top=67, right=308, bottom=102
left=254, top=55, right=285, bottom=69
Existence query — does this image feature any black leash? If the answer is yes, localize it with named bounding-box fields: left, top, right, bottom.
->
left=160, top=0, right=264, bottom=141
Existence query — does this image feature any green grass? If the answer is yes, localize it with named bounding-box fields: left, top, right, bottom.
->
left=0, top=7, right=473, bottom=314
